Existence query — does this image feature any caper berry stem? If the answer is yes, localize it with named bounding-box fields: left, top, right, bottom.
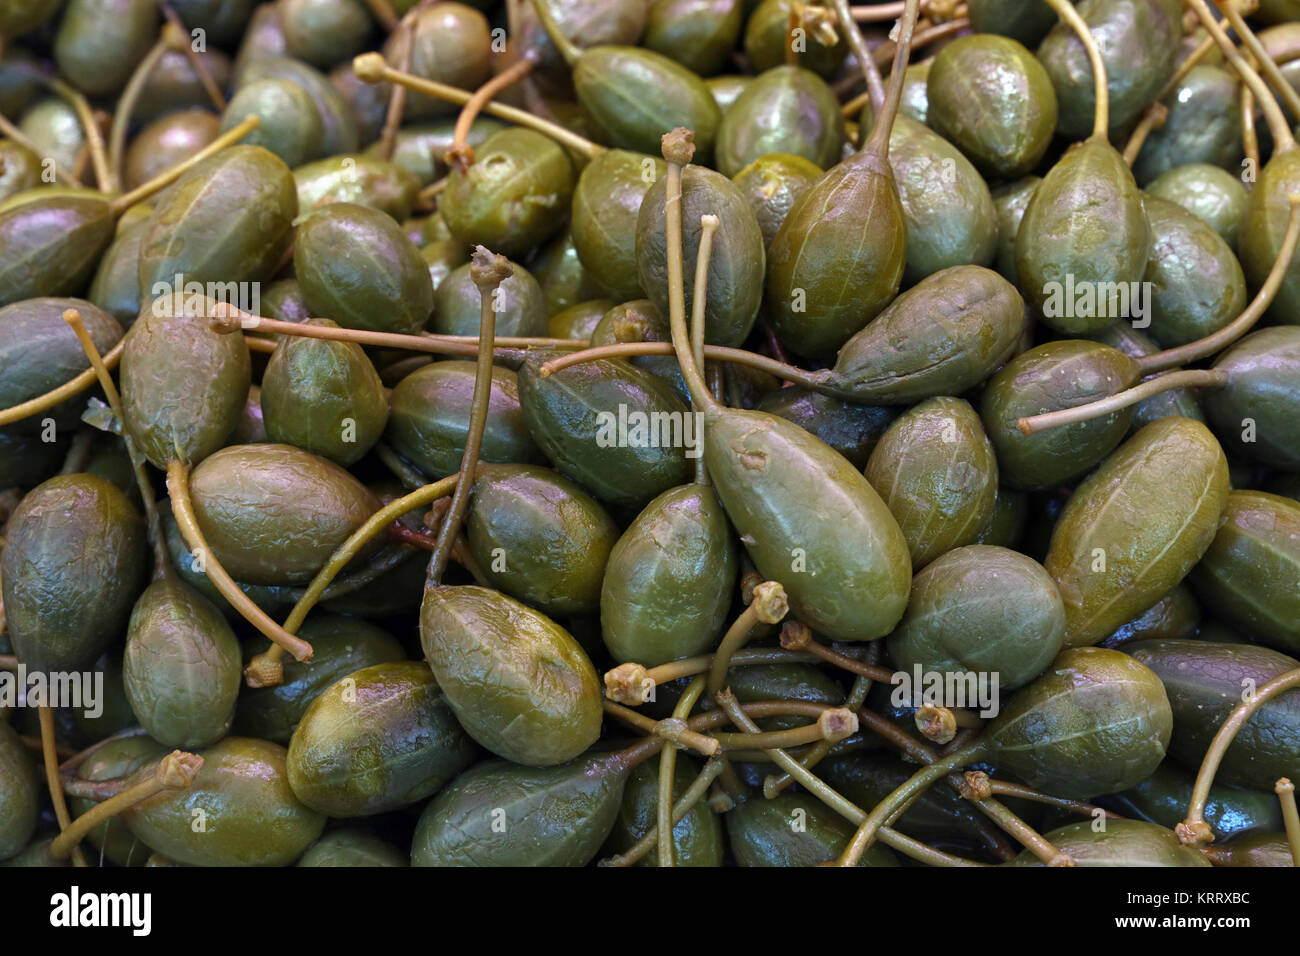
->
left=38, top=706, right=89, bottom=867
left=50, top=750, right=203, bottom=861
left=108, top=21, right=185, bottom=190
left=1219, top=2, right=1300, bottom=123
left=1180, top=666, right=1300, bottom=846
left=834, top=0, right=887, bottom=114
left=157, top=2, right=226, bottom=110
left=1186, top=0, right=1296, bottom=153
left=536, top=341, right=832, bottom=390
left=1137, top=196, right=1300, bottom=373
left=0, top=112, right=79, bottom=184
left=839, top=17, right=970, bottom=119
left=45, top=76, right=114, bottom=193
left=1241, top=84, right=1261, bottom=178
left=691, top=213, right=719, bottom=485
left=706, top=581, right=789, bottom=701
left=1276, top=778, right=1300, bottom=866
left=784, top=5, right=800, bottom=68
left=447, top=53, right=539, bottom=173
left=711, top=710, right=858, bottom=750
left=165, top=459, right=315, bottom=664
left=1040, top=0, right=1108, bottom=139
left=108, top=114, right=261, bottom=217
left=603, top=648, right=822, bottom=705
left=659, top=676, right=707, bottom=866
left=62, top=309, right=172, bottom=580
left=960, top=790, right=1073, bottom=866
left=1120, top=102, right=1167, bottom=167
left=600, top=757, right=727, bottom=867
left=861, top=0, right=921, bottom=158
left=426, top=246, right=511, bottom=586
left=1156, top=31, right=1218, bottom=101
left=781, top=625, right=896, bottom=683
left=527, top=0, right=582, bottom=66
left=0, top=340, right=126, bottom=428
left=377, top=9, right=418, bottom=160
left=0, top=655, right=16, bottom=670
left=1015, top=369, right=1229, bottom=436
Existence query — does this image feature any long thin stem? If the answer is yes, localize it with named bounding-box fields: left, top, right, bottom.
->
left=536, top=341, right=831, bottom=390
left=1220, top=2, right=1300, bottom=124
left=1180, top=667, right=1300, bottom=846
left=39, top=706, right=88, bottom=867
left=1158, top=31, right=1218, bottom=101
left=1242, top=83, right=1260, bottom=178
left=108, top=27, right=174, bottom=188
left=838, top=17, right=970, bottom=119
left=1121, top=102, right=1167, bottom=166
left=600, top=700, right=720, bottom=756
left=862, top=0, right=921, bottom=158
left=158, top=2, right=226, bottom=110
left=354, top=53, right=604, bottom=160
left=0, top=341, right=125, bottom=427
left=707, top=582, right=788, bottom=700
left=377, top=7, right=418, bottom=160
left=1276, top=778, right=1300, bottom=866
left=834, top=0, right=887, bottom=114
left=46, top=77, right=113, bottom=192
left=603, top=648, right=822, bottom=705
left=1185, top=0, right=1296, bottom=153
left=1137, top=196, right=1300, bottom=373
left=108, top=115, right=260, bottom=216
left=165, top=459, right=314, bottom=662
left=527, top=0, right=582, bottom=65
left=690, top=214, right=718, bottom=485
left=1041, top=0, right=1108, bottom=139
left=426, top=247, right=509, bottom=586
left=964, top=788, right=1071, bottom=866
left=447, top=55, right=538, bottom=172
left=0, top=112, right=79, bottom=184
left=659, top=676, right=707, bottom=866
left=601, top=757, right=726, bottom=867
left=1016, top=369, right=1228, bottom=436
left=51, top=750, right=202, bottom=860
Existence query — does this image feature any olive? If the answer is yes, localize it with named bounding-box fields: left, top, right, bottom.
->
left=0, top=429, right=66, bottom=489
left=287, top=661, right=476, bottom=817
left=972, top=486, right=1029, bottom=549
left=991, top=177, right=1039, bottom=288
left=1128, top=640, right=1300, bottom=790
left=548, top=299, right=611, bottom=340
left=220, top=80, right=324, bottom=168
left=727, top=793, right=897, bottom=867
left=644, top=0, right=743, bottom=77
left=605, top=757, right=725, bottom=866
left=517, top=0, right=647, bottom=78
left=927, top=35, right=1058, bottom=179
left=18, top=98, right=84, bottom=173
left=135, top=48, right=234, bottom=124
left=169, top=0, right=255, bottom=46
left=0, top=192, right=117, bottom=306
left=386, top=361, right=544, bottom=480
left=297, top=829, right=408, bottom=866
left=420, top=585, right=603, bottom=766
left=1091, top=325, right=1205, bottom=432
left=1232, top=150, right=1300, bottom=323
left=122, top=579, right=242, bottom=749
left=67, top=736, right=167, bottom=867
left=235, top=616, right=406, bottom=744
left=0, top=48, right=43, bottom=124
left=530, top=228, right=608, bottom=315
left=235, top=57, right=360, bottom=156
left=121, top=737, right=326, bottom=867
left=1101, top=583, right=1201, bottom=648
left=1146, top=164, right=1249, bottom=249
left=422, top=239, right=469, bottom=295
left=280, top=0, right=373, bottom=70
left=743, top=0, right=846, bottom=79
left=295, top=155, right=419, bottom=221
left=571, top=149, right=666, bottom=302
left=384, top=2, right=491, bottom=120
left=1203, top=327, right=1300, bottom=471
left=1205, top=832, right=1296, bottom=867
left=715, top=65, right=845, bottom=177
left=53, top=0, right=159, bottom=98
left=0, top=722, right=39, bottom=861
left=432, top=258, right=546, bottom=338
left=897, top=60, right=931, bottom=125
left=732, top=152, right=822, bottom=250
left=1133, top=66, right=1242, bottom=185
left=864, top=397, right=998, bottom=568
left=707, top=74, right=751, bottom=113
left=1044, top=417, right=1229, bottom=648
left=186, top=443, right=381, bottom=586
left=1007, top=818, right=1209, bottom=866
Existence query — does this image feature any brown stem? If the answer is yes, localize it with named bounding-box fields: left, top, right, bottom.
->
left=0, top=341, right=125, bottom=428
left=0, top=112, right=79, bottom=185
left=1277, top=778, right=1300, bottom=866
left=447, top=56, right=538, bottom=173
left=45, top=77, right=113, bottom=192
left=1121, top=102, right=1167, bottom=167
left=862, top=0, right=921, bottom=158
left=834, top=0, right=887, bottom=114
left=1016, top=369, right=1229, bottom=436
left=1220, top=1, right=1300, bottom=123
left=158, top=2, right=226, bottom=110
left=840, top=18, right=967, bottom=119
left=109, top=25, right=177, bottom=188
left=1242, top=83, right=1260, bottom=179
left=39, top=706, right=88, bottom=867
left=109, top=115, right=260, bottom=217
left=1041, top=0, right=1108, bottom=139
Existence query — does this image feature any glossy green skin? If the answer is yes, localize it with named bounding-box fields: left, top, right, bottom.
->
left=865, top=398, right=998, bottom=568
left=18, top=98, right=86, bottom=173
left=928, top=36, right=1057, bottom=179
left=0, top=195, right=116, bottom=306
left=287, top=661, right=475, bottom=817
left=973, top=486, right=1029, bottom=549
left=54, top=0, right=157, bottom=97
left=136, top=48, right=233, bottom=124
left=1204, top=328, right=1300, bottom=471
left=1128, top=640, right=1300, bottom=790
left=420, top=585, right=603, bottom=766
left=889, top=545, right=1066, bottom=690
left=703, top=405, right=911, bottom=641
left=1134, top=66, right=1241, bottom=186
left=980, top=340, right=1139, bottom=492
left=1016, top=140, right=1151, bottom=334
left=572, top=149, right=664, bottom=302
left=0, top=0, right=62, bottom=37
left=987, top=647, right=1173, bottom=798
left=1101, top=582, right=1200, bottom=648
left=884, top=116, right=998, bottom=287
left=466, top=465, right=619, bottom=617
left=708, top=74, right=751, bottom=113
left=120, top=294, right=251, bottom=469
left=732, top=153, right=822, bottom=250
left=432, top=260, right=546, bottom=338
left=441, top=127, right=574, bottom=260
left=124, top=110, right=221, bottom=193
left=744, top=0, right=846, bottom=79
left=423, top=239, right=468, bottom=296
left=293, top=155, right=419, bottom=221
left=0, top=722, right=38, bottom=861
left=898, top=61, right=930, bottom=126
left=261, top=318, right=389, bottom=465
left=1114, top=761, right=1282, bottom=841
left=756, top=388, right=895, bottom=470
left=296, top=202, right=433, bottom=336
left=574, top=47, right=722, bottom=164
left=645, top=0, right=742, bottom=77
left=518, top=0, right=645, bottom=75
left=590, top=299, right=688, bottom=401
left=1009, top=818, right=1208, bottom=866
left=766, top=148, right=905, bottom=359
left=122, top=738, right=325, bottom=867
left=1208, top=832, right=1296, bottom=867
left=0, top=298, right=123, bottom=433
left=728, top=793, right=897, bottom=867
left=966, top=0, right=1057, bottom=46
left=517, top=355, right=691, bottom=510
left=365, top=119, right=507, bottom=186
left=1044, top=417, right=1229, bottom=647
left=0, top=141, right=41, bottom=202
left=1141, top=196, right=1246, bottom=349
left=826, top=265, right=1026, bottom=405
left=68, top=737, right=167, bottom=867
left=0, top=835, right=65, bottom=867
left=1189, top=491, right=1300, bottom=655
left=123, top=579, right=241, bottom=749
left=606, top=757, right=724, bottom=865
left=716, top=66, right=844, bottom=178
left=297, top=829, right=408, bottom=866
left=1236, top=152, right=1300, bottom=325
left=235, top=617, right=406, bottom=743
left=2, top=475, right=146, bottom=672
left=162, top=509, right=298, bottom=617
left=412, top=755, right=626, bottom=866
left=388, top=3, right=491, bottom=119
left=234, top=56, right=358, bottom=156
left=1147, top=164, right=1248, bottom=250
left=139, top=146, right=298, bottom=296
left=1037, top=0, right=1182, bottom=138
left=281, top=0, right=371, bottom=69
left=1092, top=324, right=1203, bottom=431
left=531, top=229, right=606, bottom=315
left=637, top=164, right=764, bottom=347
left=601, top=483, right=738, bottom=666
left=221, top=79, right=323, bottom=168
left=991, top=177, right=1039, bottom=286
left=188, top=443, right=381, bottom=586
left=549, top=300, right=611, bottom=340
left=387, top=361, right=542, bottom=480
